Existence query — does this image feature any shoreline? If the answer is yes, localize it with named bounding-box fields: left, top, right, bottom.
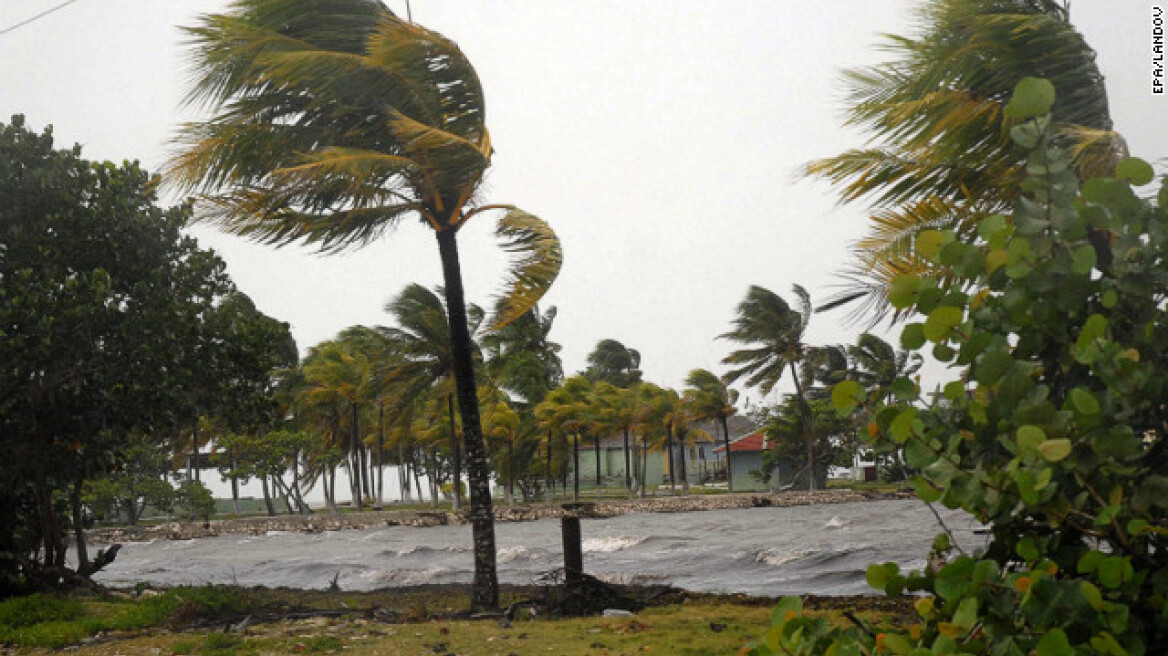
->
left=86, top=488, right=913, bottom=544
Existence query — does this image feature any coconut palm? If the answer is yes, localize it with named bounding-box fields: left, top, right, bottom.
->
left=377, top=284, right=483, bottom=511
left=583, top=339, right=643, bottom=388
left=169, top=0, right=561, bottom=611
left=481, top=304, right=563, bottom=409
left=807, top=0, right=1124, bottom=323
left=683, top=369, right=740, bottom=493
left=721, top=284, right=823, bottom=490
left=590, top=382, right=641, bottom=498
left=534, top=376, right=594, bottom=501
left=848, top=333, right=924, bottom=403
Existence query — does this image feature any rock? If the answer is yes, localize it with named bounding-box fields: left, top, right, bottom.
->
left=602, top=609, right=634, bottom=617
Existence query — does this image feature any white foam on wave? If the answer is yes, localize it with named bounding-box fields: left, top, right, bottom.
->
left=497, top=546, right=531, bottom=563
left=755, top=548, right=815, bottom=567
left=365, top=566, right=461, bottom=585
left=583, top=536, right=647, bottom=553
left=824, top=516, right=850, bottom=529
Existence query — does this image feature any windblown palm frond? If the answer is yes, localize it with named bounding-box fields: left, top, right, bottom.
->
left=487, top=209, right=564, bottom=331
left=806, top=0, right=1124, bottom=324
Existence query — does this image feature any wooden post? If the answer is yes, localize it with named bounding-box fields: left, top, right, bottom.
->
left=561, top=503, right=596, bottom=586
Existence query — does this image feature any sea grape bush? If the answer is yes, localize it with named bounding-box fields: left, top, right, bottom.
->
left=751, top=79, right=1168, bottom=655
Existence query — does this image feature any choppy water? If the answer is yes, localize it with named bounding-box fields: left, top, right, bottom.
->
left=92, top=499, right=983, bottom=596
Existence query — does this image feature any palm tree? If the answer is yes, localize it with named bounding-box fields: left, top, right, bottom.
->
left=807, top=0, right=1124, bottom=323
left=721, top=285, right=822, bottom=491
left=683, top=369, right=739, bottom=493
left=534, top=376, right=593, bottom=501
left=169, top=1, right=561, bottom=611
left=847, top=333, right=923, bottom=480
left=590, top=382, right=640, bottom=498
left=481, top=304, right=564, bottom=409
left=378, top=284, right=483, bottom=511
left=583, top=339, right=643, bottom=388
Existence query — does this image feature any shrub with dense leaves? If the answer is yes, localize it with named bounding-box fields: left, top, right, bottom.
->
left=753, top=79, right=1168, bottom=655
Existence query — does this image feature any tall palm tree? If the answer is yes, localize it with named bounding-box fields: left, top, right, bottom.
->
left=847, top=333, right=923, bottom=404
left=721, top=285, right=822, bottom=490
left=169, top=1, right=560, bottom=611
left=683, top=369, right=739, bottom=493
left=807, top=0, right=1124, bottom=323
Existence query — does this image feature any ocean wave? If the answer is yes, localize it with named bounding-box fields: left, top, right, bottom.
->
left=595, top=572, right=670, bottom=586
left=365, top=566, right=466, bottom=586
left=754, top=548, right=815, bottom=567
left=823, top=516, right=850, bottom=529
left=497, top=546, right=535, bottom=563
left=583, top=536, right=647, bottom=553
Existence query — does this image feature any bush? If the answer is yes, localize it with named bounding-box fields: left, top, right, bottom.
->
left=759, top=79, right=1168, bottom=655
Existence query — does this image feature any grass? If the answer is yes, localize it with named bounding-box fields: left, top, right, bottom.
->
left=0, top=586, right=910, bottom=655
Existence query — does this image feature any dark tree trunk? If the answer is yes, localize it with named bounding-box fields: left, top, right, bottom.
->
left=623, top=428, right=633, bottom=499
left=545, top=432, right=554, bottom=503
left=351, top=402, right=364, bottom=510
left=571, top=433, right=580, bottom=501
left=789, top=361, right=815, bottom=492
left=594, top=434, right=602, bottom=487
left=71, top=476, right=90, bottom=575
left=678, top=431, right=689, bottom=494
left=639, top=439, right=648, bottom=498
left=720, top=414, right=734, bottom=493
left=507, top=439, right=515, bottom=506
left=447, top=392, right=462, bottom=511
left=436, top=226, right=498, bottom=613
left=665, top=426, right=676, bottom=494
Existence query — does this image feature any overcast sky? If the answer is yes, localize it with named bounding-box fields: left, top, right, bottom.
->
left=2, top=1, right=1164, bottom=407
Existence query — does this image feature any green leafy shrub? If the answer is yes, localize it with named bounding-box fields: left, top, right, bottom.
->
left=0, top=593, right=84, bottom=628
left=757, top=79, right=1168, bottom=655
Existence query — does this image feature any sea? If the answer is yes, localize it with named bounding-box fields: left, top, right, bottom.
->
left=91, top=499, right=984, bottom=597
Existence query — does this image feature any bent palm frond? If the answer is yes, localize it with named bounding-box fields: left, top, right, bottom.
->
left=487, top=209, right=564, bottom=332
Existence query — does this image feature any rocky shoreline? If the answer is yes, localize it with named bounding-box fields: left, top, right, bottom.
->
left=85, top=488, right=913, bottom=544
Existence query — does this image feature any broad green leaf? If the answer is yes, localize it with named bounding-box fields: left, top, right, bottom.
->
left=915, top=230, right=951, bottom=261
left=943, top=381, right=966, bottom=401
left=1016, top=538, right=1039, bottom=562
left=866, top=562, right=898, bottom=591
left=1069, top=387, right=1101, bottom=415
left=770, top=596, right=803, bottom=626
left=1004, top=77, right=1056, bottom=119
left=831, top=380, right=864, bottom=416
left=978, top=214, right=1008, bottom=240
left=901, top=323, right=926, bottom=350
left=1080, top=581, right=1104, bottom=610
left=1016, top=425, right=1045, bottom=455
left=924, top=306, right=963, bottom=343
left=1036, top=629, right=1070, bottom=656
left=1071, top=244, right=1097, bottom=275
left=1101, top=289, right=1118, bottom=309
left=1115, top=157, right=1155, bottom=186
left=889, top=408, right=919, bottom=444
left=888, top=274, right=921, bottom=309
left=910, top=475, right=942, bottom=503
left=881, top=634, right=913, bottom=655
left=1039, top=438, right=1073, bottom=462
left=951, top=597, right=978, bottom=629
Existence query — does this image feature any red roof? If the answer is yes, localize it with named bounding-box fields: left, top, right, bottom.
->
left=713, top=430, right=766, bottom=454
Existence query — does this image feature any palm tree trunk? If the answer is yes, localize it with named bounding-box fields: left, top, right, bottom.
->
left=436, top=227, right=498, bottom=612
left=594, top=434, right=602, bottom=488
left=71, top=476, right=90, bottom=575
left=572, top=433, right=580, bottom=501
left=545, top=432, right=554, bottom=504
left=720, top=415, right=734, bottom=493
left=788, top=361, right=815, bottom=491
left=678, top=432, right=689, bottom=495
left=623, top=428, right=633, bottom=499
left=665, top=426, right=676, bottom=494
left=261, top=475, right=276, bottom=516
left=447, top=392, right=462, bottom=511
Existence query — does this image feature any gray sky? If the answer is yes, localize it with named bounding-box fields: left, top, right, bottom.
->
left=2, top=1, right=1164, bottom=406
